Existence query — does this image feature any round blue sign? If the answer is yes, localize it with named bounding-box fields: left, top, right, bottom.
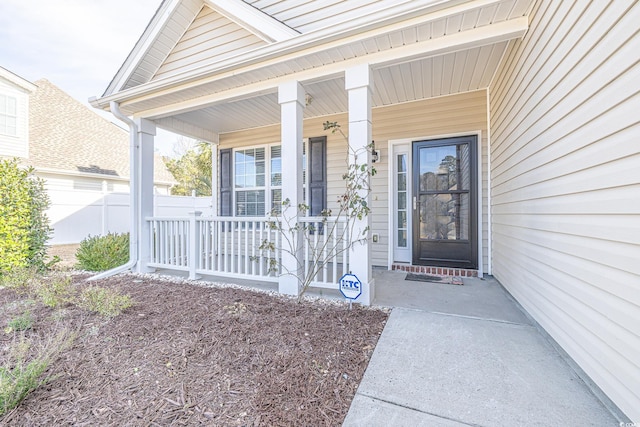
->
left=339, top=273, right=362, bottom=300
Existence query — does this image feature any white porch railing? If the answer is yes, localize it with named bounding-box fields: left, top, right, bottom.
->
left=147, top=214, right=349, bottom=290
left=298, top=217, right=349, bottom=289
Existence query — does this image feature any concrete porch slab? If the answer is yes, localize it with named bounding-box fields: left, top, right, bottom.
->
left=373, top=270, right=531, bottom=324
left=343, top=305, right=617, bottom=426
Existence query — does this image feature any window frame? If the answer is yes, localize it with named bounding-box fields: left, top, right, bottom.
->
left=0, top=94, right=18, bottom=137
left=232, top=141, right=308, bottom=217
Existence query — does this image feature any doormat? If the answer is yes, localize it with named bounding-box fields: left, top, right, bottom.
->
left=405, top=273, right=463, bottom=285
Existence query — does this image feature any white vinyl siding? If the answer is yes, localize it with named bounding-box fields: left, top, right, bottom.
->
left=489, top=1, right=639, bottom=420
left=153, top=6, right=267, bottom=81
left=0, top=79, right=29, bottom=158
left=121, top=0, right=203, bottom=90
left=219, top=90, right=488, bottom=269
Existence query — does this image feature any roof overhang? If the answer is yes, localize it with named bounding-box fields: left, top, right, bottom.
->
left=92, top=0, right=532, bottom=136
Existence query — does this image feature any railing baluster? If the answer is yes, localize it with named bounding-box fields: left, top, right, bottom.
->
left=331, top=223, right=339, bottom=283
left=251, top=221, right=256, bottom=276
left=168, top=220, right=172, bottom=266
left=244, top=221, right=249, bottom=274
left=259, top=221, right=264, bottom=276
left=217, top=220, right=222, bottom=272
left=304, top=224, right=309, bottom=283
left=160, top=220, right=163, bottom=265
left=343, top=221, right=348, bottom=277
left=185, top=220, right=189, bottom=267
left=223, top=221, right=228, bottom=272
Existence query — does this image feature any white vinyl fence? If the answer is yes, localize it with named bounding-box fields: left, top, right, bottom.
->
left=47, top=189, right=213, bottom=245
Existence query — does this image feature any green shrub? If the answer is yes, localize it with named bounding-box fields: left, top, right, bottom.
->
left=33, top=275, right=72, bottom=308
left=76, top=286, right=133, bottom=317
left=75, top=232, right=129, bottom=272
left=0, top=159, right=52, bottom=273
left=5, top=312, right=34, bottom=333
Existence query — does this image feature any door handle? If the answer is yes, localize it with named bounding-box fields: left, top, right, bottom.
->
left=413, top=196, right=417, bottom=210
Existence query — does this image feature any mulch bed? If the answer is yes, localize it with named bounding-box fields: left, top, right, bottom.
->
left=0, top=274, right=388, bottom=426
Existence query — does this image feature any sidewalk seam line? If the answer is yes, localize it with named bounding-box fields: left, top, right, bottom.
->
left=356, top=392, right=484, bottom=427
left=393, top=307, right=536, bottom=327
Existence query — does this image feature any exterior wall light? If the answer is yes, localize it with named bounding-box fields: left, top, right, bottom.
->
left=371, top=140, right=380, bottom=163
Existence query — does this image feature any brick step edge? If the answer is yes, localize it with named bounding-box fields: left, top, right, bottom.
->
left=392, top=264, right=478, bottom=278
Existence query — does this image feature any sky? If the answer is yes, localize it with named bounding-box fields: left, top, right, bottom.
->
left=0, top=0, right=191, bottom=156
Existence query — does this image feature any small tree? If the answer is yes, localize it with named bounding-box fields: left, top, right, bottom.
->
left=0, top=159, right=52, bottom=273
left=258, top=122, right=376, bottom=300
left=163, top=141, right=212, bottom=196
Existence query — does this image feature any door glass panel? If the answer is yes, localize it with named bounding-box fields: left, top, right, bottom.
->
left=397, top=173, right=406, bottom=191
left=397, top=154, right=407, bottom=172
left=398, top=191, right=406, bottom=209
left=419, top=194, right=469, bottom=240
left=420, top=145, right=468, bottom=192
left=396, top=153, right=408, bottom=248
left=398, top=211, right=407, bottom=228
left=458, top=143, right=471, bottom=191
left=398, top=230, right=407, bottom=248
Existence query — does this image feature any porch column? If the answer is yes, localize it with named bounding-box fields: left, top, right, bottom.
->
left=210, top=137, right=219, bottom=215
left=345, top=64, right=375, bottom=305
left=135, top=118, right=156, bottom=273
left=278, top=81, right=305, bottom=296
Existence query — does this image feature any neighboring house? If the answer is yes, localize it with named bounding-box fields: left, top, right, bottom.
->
left=0, top=67, right=178, bottom=243
left=0, top=67, right=36, bottom=158
left=90, top=0, right=639, bottom=420
left=28, top=78, right=175, bottom=195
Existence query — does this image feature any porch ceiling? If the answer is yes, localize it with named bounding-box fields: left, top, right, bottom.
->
left=156, top=41, right=509, bottom=135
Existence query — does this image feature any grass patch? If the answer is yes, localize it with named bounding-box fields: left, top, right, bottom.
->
left=33, top=275, right=72, bottom=308
left=76, top=286, right=133, bottom=318
left=5, top=312, right=34, bottom=334
left=0, top=329, right=76, bottom=416
left=0, top=267, right=39, bottom=295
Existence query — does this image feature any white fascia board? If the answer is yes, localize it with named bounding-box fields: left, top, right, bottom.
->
left=93, top=0, right=507, bottom=109
left=134, top=17, right=528, bottom=119
left=204, top=0, right=298, bottom=42
left=102, top=0, right=183, bottom=97
left=0, top=67, right=37, bottom=92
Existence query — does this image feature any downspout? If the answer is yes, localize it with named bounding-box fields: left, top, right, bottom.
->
left=88, top=101, right=139, bottom=280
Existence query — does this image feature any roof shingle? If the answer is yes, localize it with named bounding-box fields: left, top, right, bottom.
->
left=29, top=79, right=176, bottom=184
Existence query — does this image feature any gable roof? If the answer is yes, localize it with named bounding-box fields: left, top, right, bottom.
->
left=104, top=0, right=300, bottom=96
left=30, top=79, right=175, bottom=185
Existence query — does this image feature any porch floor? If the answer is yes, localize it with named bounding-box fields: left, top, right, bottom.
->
left=149, top=268, right=623, bottom=425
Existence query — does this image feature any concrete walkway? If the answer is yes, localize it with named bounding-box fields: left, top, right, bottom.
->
left=343, top=270, right=618, bottom=426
